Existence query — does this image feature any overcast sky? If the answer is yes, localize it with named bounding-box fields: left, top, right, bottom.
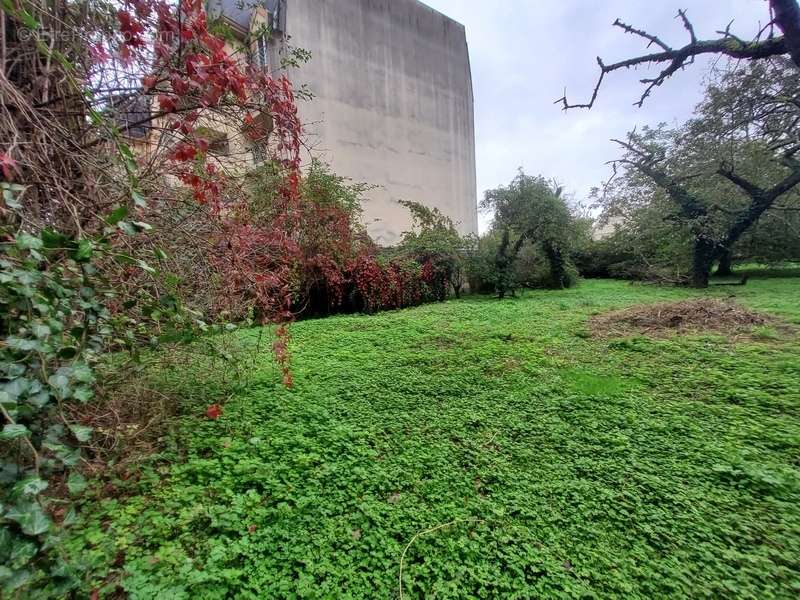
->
left=421, top=0, right=772, bottom=230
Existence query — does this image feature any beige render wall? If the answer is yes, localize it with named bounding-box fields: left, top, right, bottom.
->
left=283, top=0, right=478, bottom=246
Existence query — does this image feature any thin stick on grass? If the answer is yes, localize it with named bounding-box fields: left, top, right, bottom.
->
left=399, top=517, right=485, bottom=599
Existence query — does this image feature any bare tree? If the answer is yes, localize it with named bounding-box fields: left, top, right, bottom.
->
left=556, top=0, right=800, bottom=110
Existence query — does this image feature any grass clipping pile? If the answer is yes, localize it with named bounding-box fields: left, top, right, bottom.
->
left=590, top=298, right=771, bottom=339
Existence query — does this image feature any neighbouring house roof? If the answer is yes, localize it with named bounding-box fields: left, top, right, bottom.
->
left=206, top=0, right=284, bottom=32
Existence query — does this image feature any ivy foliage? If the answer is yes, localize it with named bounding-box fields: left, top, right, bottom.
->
left=0, top=228, right=110, bottom=594
left=0, top=217, right=247, bottom=596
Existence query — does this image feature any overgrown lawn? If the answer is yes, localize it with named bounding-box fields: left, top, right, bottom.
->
left=66, top=278, right=800, bottom=598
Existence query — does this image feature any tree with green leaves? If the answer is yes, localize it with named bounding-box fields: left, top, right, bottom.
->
left=481, top=172, right=579, bottom=297
left=598, top=58, right=800, bottom=287
left=559, top=1, right=800, bottom=286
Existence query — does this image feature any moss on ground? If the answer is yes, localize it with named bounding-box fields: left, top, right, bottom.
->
left=65, top=278, right=800, bottom=599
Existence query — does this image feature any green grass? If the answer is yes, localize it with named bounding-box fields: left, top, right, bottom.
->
left=65, top=279, right=800, bottom=599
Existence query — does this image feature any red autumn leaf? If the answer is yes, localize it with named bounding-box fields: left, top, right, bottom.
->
left=206, top=404, right=222, bottom=419
left=158, top=94, right=177, bottom=113
left=0, top=153, right=17, bottom=181
left=206, top=35, right=225, bottom=53
left=90, top=43, right=111, bottom=64
left=117, top=9, right=145, bottom=47
left=154, top=40, right=171, bottom=60
left=171, top=74, right=189, bottom=95
left=169, top=144, right=193, bottom=161
left=142, top=75, right=157, bottom=90
left=282, top=372, right=293, bottom=388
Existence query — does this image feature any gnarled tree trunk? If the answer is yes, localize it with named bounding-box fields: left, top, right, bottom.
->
left=543, top=240, right=569, bottom=289
left=494, top=227, right=526, bottom=298
left=715, top=248, right=734, bottom=277
left=692, top=239, right=718, bottom=288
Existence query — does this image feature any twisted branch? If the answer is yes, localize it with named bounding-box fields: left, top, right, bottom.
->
left=556, top=5, right=791, bottom=110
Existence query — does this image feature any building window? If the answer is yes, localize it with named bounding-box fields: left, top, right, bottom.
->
left=269, top=2, right=283, bottom=33
left=251, top=143, right=268, bottom=164
left=254, top=34, right=269, bottom=70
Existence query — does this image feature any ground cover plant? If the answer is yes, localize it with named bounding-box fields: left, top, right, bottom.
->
left=57, top=277, right=800, bottom=598
left=1, top=2, right=469, bottom=591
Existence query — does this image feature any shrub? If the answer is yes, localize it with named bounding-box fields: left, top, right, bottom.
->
left=393, top=200, right=468, bottom=299
left=480, top=171, right=582, bottom=296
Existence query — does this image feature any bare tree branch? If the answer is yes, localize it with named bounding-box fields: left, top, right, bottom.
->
left=556, top=6, right=791, bottom=110
left=677, top=9, right=698, bottom=44
left=614, top=18, right=672, bottom=52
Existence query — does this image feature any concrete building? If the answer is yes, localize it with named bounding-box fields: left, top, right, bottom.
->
left=208, top=0, right=478, bottom=245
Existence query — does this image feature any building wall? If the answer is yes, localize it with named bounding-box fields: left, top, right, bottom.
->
left=283, top=0, right=477, bottom=245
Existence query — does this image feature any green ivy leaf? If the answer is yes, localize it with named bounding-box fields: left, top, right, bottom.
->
left=5, top=501, right=51, bottom=536
left=117, top=221, right=137, bottom=236
left=1, top=183, right=25, bottom=210
left=67, top=473, right=87, bottom=495
left=40, top=229, right=70, bottom=249
left=31, top=323, right=51, bottom=339
left=5, top=337, right=43, bottom=352
left=15, top=233, right=43, bottom=251
left=62, top=506, right=77, bottom=526
left=2, top=363, right=25, bottom=378
left=0, top=565, right=31, bottom=593
left=14, top=477, right=48, bottom=497
left=0, top=424, right=29, bottom=441
left=9, top=539, right=37, bottom=565
left=69, top=425, right=92, bottom=443
left=0, top=528, right=11, bottom=553
left=25, top=391, right=51, bottom=409
left=71, top=364, right=94, bottom=384
left=0, top=391, right=15, bottom=408
left=137, top=260, right=156, bottom=274
left=42, top=442, right=81, bottom=467
left=72, top=387, right=93, bottom=403
left=106, top=205, right=128, bottom=225
left=131, top=189, right=146, bottom=207
left=47, top=373, right=71, bottom=399
left=73, top=240, right=93, bottom=262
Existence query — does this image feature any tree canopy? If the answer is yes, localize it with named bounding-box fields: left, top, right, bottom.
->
left=480, top=172, right=580, bottom=296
